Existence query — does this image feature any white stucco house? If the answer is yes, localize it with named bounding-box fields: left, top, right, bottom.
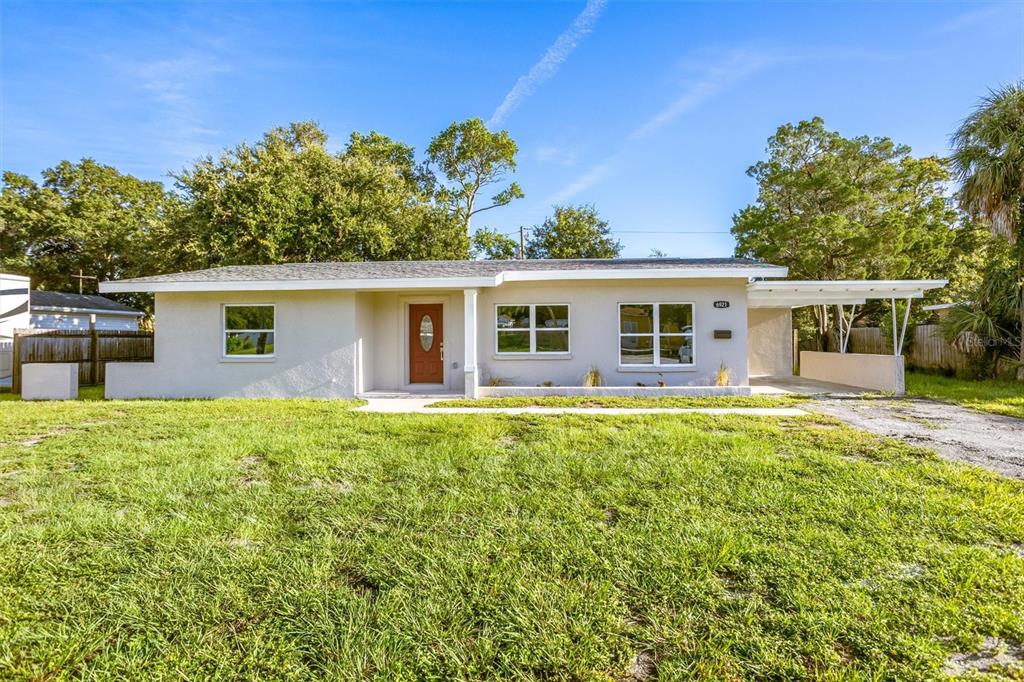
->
left=98, top=258, right=946, bottom=399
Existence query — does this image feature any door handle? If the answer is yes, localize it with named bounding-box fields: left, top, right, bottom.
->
left=440, top=341, right=445, bottom=360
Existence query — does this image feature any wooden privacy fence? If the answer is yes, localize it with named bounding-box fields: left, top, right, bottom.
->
left=847, top=324, right=973, bottom=373
left=11, top=328, right=153, bottom=392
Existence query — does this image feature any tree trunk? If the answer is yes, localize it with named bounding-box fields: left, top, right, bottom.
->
left=1018, top=277, right=1023, bottom=380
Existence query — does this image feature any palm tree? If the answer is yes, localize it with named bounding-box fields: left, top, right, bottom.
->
left=951, top=83, right=1024, bottom=377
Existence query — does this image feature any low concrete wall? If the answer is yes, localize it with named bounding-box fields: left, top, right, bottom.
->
left=22, top=363, right=78, bottom=400
left=799, top=351, right=905, bottom=394
left=478, top=385, right=751, bottom=398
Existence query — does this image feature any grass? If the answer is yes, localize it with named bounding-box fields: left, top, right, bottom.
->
left=0, top=385, right=105, bottom=402
left=906, top=372, right=1024, bottom=419
left=430, top=394, right=810, bottom=409
left=1, top=400, right=1023, bottom=679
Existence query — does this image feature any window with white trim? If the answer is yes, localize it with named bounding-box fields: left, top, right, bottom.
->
left=495, top=304, right=570, bottom=354
left=618, top=303, right=694, bottom=366
left=223, top=305, right=275, bottom=357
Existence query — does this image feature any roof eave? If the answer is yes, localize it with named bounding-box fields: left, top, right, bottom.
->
left=31, top=305, right=144, bottom=316
left=99, top=276, right=503, bottom=294
left=100, top=265, right=790, bottom=294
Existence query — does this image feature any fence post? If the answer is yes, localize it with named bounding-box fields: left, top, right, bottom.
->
left=12, top=331, right=22, bottom=394
left=89, top=316, right=99, bottom=386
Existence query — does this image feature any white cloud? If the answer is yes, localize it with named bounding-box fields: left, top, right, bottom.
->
left=928, top=3, right=1010, bottom=35
left=488, top=0, right=608, bottom=127
left=546, top=49, right=774, bottom=204
left=535, top=144, right=581, bottom=165
left=629, top=49, right=776, bottom=141
left=129, top=51, right=232, bottom=163
left=545, top=155, right=616, bottom=205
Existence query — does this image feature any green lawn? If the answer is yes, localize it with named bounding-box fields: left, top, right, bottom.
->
left=431, top=394, right=809, bottom=409
left=1, top=400, right=1023, bottom=679
left=0, top=385, right=105, bottom=401
left=906, top=372, right=1024, bottom=419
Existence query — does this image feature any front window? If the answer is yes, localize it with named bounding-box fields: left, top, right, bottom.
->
left=619, top=303, right=693, bottom=366
left=224, top=305, right=275, bottom=357
left=496, top=304, right=569, bottom=354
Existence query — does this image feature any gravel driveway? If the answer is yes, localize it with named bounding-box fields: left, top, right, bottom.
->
left=809, top=397, right=1024, bottom=479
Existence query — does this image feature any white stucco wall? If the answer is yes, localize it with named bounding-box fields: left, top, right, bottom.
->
left=106, top=290, right=360, bottom=399
left=476, top=279, right=750, bottom=387
left=106, top=278, right=755, bottom=399
left=746, top=307, right=793, bottom=377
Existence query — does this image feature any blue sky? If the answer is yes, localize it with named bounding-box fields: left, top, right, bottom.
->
left=2, top=1, right=1022, bottom=258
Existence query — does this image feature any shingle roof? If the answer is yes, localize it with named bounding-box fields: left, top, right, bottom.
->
left=111, top=258, right=778, bottom=284
left=31, top=290, right=143, bottom=314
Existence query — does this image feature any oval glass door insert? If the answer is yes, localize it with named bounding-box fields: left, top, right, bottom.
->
left=419, top=314, right=434, bottom=352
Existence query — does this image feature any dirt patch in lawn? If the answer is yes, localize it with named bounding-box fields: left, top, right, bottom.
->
left=943, top=637, right=1024, bottom=676
left=808, top=397, right=1024, bottom=479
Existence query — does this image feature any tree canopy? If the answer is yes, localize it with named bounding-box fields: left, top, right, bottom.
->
left=732, top=117, right=962, bottom=281
left=731, top=118, right=975, bottom=346
left=427, top=118, right=523, bottom=237
left=525, top=205, right=620, bottom=259
left=950, top=83, right=1024, bottom=376
left=470, top=227, right=519, bottom=260
left=1, top=159, right=175, bottom=305
left=171, top=121, right=466, bottom=267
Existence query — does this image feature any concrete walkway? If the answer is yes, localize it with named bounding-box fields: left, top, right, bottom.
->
left=355, top=398, right=807, bottom=417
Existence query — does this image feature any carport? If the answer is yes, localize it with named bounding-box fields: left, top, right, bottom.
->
left=746, top=279, right=948, bottom=395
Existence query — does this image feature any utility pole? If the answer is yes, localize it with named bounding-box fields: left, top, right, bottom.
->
left=71, top=269, right=98, bottom=294
left=518, top=226, right=526, bottom=260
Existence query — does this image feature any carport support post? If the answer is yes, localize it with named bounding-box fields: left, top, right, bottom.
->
left=890, top=298, right=912, bottom=356
left=891, top=298, right=898, bottom=355
left=463, top=288, right=479, bottom=399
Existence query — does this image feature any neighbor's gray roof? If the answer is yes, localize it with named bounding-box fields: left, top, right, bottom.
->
left=111, top=258, right=778, bottom=285
left=31, top=290, right=143, bottom=314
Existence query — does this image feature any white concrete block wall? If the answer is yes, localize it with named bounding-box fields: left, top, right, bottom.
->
left=800, top=351, right=905, bottom=393
left=22, top=363, right=78, bottom=400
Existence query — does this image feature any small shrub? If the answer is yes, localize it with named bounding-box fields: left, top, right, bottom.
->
left=715, top=363, right=731, bottom=387
left=541, top=380, right=554, bottom=387
left=487, top=376, right=506, bottom=387
left=582, top=367, right=604, bottom=387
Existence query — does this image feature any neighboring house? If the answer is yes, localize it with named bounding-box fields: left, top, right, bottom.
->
left=99, top=258, right=946, bottom=399
left=0, top=273, right=31, bottom=340
left=0, top=273, right=31, bottom=380
left=29, top=291, right=144, bottom=331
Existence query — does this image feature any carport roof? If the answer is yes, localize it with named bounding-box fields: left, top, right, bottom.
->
left=746, top=280, right=947, bottom=308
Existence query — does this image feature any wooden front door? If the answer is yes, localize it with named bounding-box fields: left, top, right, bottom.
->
left=409, top=303, right=444, bottom=384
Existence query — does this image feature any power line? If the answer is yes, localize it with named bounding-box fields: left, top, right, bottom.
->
left=492, top=228, right=731, bottom=236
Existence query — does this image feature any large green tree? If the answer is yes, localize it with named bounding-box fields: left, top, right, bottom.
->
left=526, top=204, right=621, bottom=259
left=171, top=121, right=466, bottom=266
left=470, top=227, right=519, bottom=260
left=951, top=83, right=1024, bottom=377
left=0, top=159, right=174, bottom=306
left=427, top=118, right=523, bottom=238
left=732, top=117, right=967, bottom=347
